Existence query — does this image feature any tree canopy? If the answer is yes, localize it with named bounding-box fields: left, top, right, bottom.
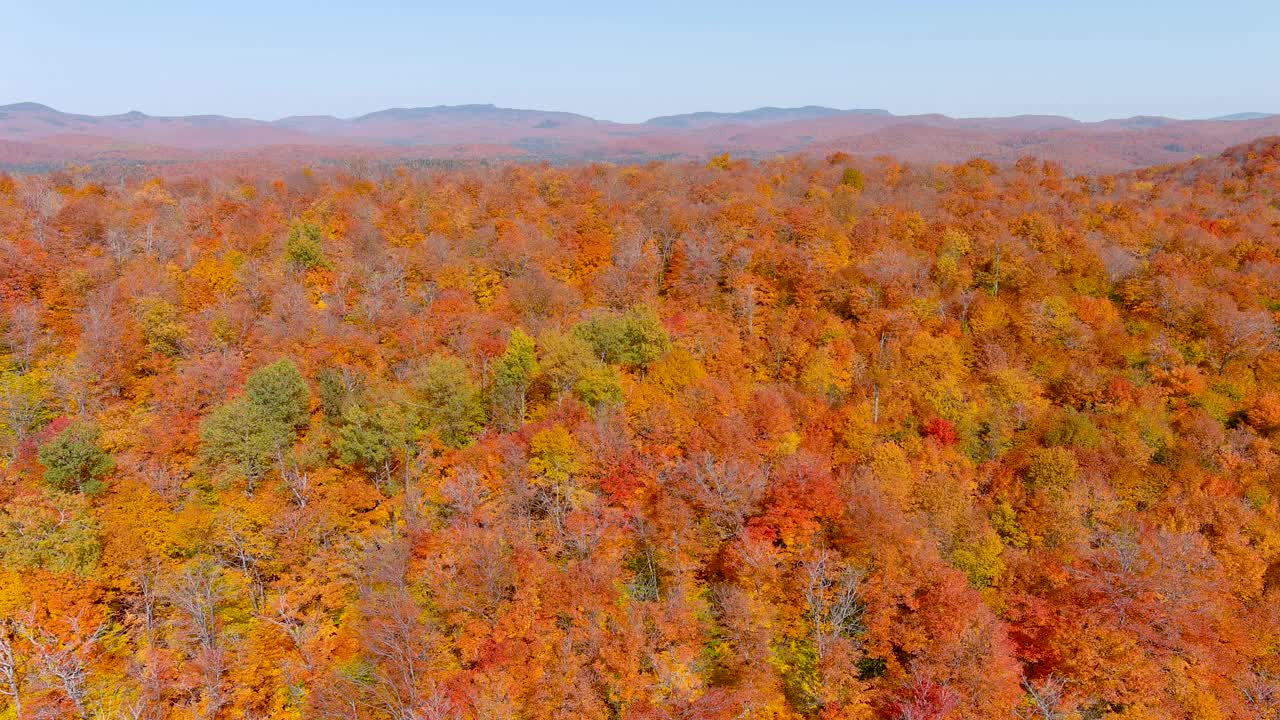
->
left=1, top=139, right=1280, bottom=718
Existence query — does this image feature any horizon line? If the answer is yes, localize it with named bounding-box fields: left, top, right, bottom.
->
left=2, top=100, right=1275, bottom=126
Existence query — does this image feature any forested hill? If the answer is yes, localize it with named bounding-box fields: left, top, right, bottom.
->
left=1, top=139, right=1280, bottom=719
left=2, top=101, right=1279, bottom=172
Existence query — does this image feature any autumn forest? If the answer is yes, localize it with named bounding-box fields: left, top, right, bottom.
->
left=2, top=137, right=1280, bottom=720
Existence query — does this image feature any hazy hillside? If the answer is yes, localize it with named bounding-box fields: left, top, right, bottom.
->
left=3, top=102, right=1279, bottom=172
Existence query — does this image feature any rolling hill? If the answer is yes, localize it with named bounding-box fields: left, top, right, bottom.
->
left=2, top=101, right=1279, bottom=172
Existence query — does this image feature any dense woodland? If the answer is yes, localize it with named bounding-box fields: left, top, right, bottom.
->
left=1, top=138, right=1280, bottom=720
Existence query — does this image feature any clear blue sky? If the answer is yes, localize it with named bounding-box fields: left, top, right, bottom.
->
left=4, top=0, right=1277, bottom=122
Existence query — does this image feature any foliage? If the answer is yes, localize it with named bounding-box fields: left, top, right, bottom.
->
left=0, top=491, right=101, bottom=574
left=574, top=363, right=624, bottom=409
left=200, top=359, right=309, bottom=486
left=1, top=142, right=1280, bottom=719
left=1024, top=447, right=1079, bottom=490
left=491, top=328, right=538, bottom=428
left=284, top=219, right=329, bottom=270
left=136, top=296, right=188, bottom=358
left=528, top=425, right=584, bottom=485
left=243, top=359, right=310, bottom=429
left=335, top=390, right=415, bottom=486
left=1044, top=409, right=1102, bottom=449
left=840, top=167, right=865, bottom=191
left=0, top=369, right=51, bottom=458
left=199, top=396, right=288, bottom=485
left=574, top=304, right=671, bottom=370
left=37, top=421, right=113, bottom=494
left=414, top=355, right=485, bottom=448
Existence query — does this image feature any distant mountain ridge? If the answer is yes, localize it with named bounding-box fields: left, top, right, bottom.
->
left=1, top=101, right=1279, bottom=172
left=644, top=106, right=891, bottom=128
left=1211, top=112, right=1276, bottom=122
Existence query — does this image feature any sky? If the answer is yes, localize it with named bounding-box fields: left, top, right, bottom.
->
left=4, top=0, right=1278, bottom=123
